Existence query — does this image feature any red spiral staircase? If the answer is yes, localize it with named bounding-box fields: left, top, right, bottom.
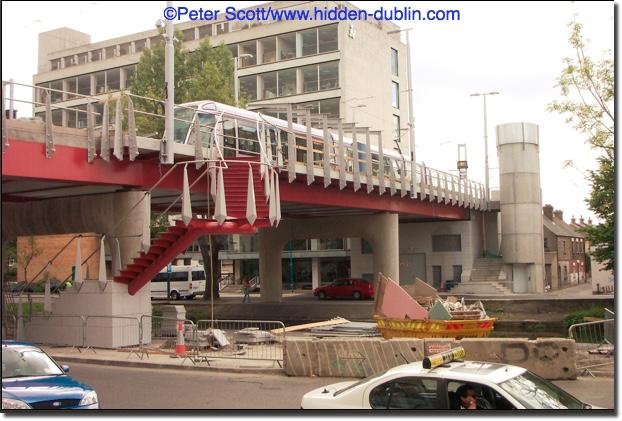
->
left=114, top=158, right=273, bottom=295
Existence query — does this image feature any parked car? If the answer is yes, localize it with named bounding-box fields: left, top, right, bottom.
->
left=2, top=341, right=99, bottom=409
left=301, top=348, right=599, bottom=410
left=313, top=279, right=374, bottom=300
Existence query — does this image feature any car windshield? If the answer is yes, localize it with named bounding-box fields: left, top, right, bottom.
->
left=499, top=371, right=584, bottom=409
left=2, top=347, right=64, bottom=378
left=334, top=368, right=391, bottom=397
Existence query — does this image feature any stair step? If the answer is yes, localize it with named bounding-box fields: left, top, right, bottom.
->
left=127, top=263, right=148, bottom=272
left=159, top=232, right=182, bottom=242
left=134, top=257, right=154, bottom=266
left=153, top=239, right=174, bottom=248
left=120, top=269, right=139, bottom=278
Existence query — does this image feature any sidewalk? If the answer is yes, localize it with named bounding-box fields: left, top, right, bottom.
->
left=44, top=346, right=284, bottom=375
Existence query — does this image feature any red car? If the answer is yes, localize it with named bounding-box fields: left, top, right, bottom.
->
left=313, top=278, right=374, bottom=300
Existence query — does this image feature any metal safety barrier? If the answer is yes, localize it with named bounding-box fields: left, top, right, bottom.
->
left=23, top=315, right=85, bottom=350
left=569, top=315, right=614, bottom=377
left=83, top=315, right=141, bottom=356
left=194, top=319, right=286, bottom=367
left=139, top=315, right=196, bottom=360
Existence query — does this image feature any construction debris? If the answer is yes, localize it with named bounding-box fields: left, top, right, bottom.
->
left=235, top=327, right=276, bottom=344
left=270, top=317, right=349, bottom=335
left=307, top=322, right=380, bottom=338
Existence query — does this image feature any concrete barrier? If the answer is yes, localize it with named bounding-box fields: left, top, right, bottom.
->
left=285, top=337, right=424, bottom=378
left=284, top=337, right=576, bottom=380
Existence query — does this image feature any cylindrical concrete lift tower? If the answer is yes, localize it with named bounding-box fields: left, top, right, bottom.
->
left=496, top=122, right=545, bottom=293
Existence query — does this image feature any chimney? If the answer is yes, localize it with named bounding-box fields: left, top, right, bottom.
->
left=543, top=204, right=554, bottom=220
left=579, top=216, right=585, bottom=225
left=571, top=216, right=576, bottom=225
left=588, top=218, right=593, bottom=225
left=553, top=210, right=564, bottom=221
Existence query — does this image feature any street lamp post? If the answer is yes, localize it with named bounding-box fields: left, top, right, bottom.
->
left=234, top=53, right=254, bottom=107
left=469, top=91, right=499, bottom=200
left=161, top=0, right=175, bottom=165
left=387, top=27, right=416, bottom=198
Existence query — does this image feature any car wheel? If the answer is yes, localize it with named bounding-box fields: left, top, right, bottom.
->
left=318, top=291, right=327, bottom=300
left=352, top=291, right=362, bottom=300
left=170, top=291, right=180, bottom=300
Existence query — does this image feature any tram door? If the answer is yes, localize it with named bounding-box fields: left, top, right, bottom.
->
left=236, top=118, right=261, bottom=157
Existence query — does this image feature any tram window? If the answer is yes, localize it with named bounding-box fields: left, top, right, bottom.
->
left=197, top=113, right=215, bottom=147
left=371, top=153, right=380, bottom=176
left=222, top=119, right=236, bottom=157
left=238, top=120, right=260, bottom=154
left=174, top=106, right=197, bottom=143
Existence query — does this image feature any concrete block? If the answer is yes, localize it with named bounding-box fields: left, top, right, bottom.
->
left=284, top=338, right=317, bottom=377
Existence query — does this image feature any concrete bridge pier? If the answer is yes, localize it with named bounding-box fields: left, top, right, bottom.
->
left=2, top=190, right=152, bottom=348
left=258, top=213, right=399, bottom=302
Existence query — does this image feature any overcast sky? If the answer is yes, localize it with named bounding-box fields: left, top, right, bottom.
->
left=1, top=1, right=614, bottom=222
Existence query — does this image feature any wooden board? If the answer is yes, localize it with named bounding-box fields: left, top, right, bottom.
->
left=270, top=317, right=349, bottom=335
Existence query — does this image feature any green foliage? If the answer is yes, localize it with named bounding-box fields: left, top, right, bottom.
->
left=150, top=213, right=170, bottom=239
left=548, top=20, right=614, bottom=272
left=564, top=306, right=605, bottom=328
left=130, top=31, right=236, bottom=138
left=16, top=236, right=42, bottom=282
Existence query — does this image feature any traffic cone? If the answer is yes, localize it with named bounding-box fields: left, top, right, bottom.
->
left=175, top=320, right=186, bottom=356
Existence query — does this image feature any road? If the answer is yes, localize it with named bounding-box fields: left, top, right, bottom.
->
left=59, top=362, right=614, bottom=410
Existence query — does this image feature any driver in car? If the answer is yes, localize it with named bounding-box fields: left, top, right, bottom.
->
left=456, top=384, right=492, bottom=410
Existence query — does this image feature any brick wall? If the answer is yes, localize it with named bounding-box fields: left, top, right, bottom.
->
left=16, top=234, right=100, bottom=283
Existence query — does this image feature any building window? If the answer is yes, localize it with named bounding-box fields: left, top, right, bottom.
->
left=392, top=114, right=400, bottom=142
left=260, top=72, right=277, bottom=99
left=50, top=59, right=61, bottom=71
left=392, top=81, right=399, bottom=108
left=452, top=265, right=463, bottom=282
left=105, top=46, right=116, bottom=59
left=199, top=24, right=212, bottom=39
left=50, top=80, right=63, bottom=103
left=123, top=66, right=135, bottom=89
left=301, top=65, right=318, bottom=93
left=319, top=61, right=339, bottom=90
left=65, top=77, right=77, bottom=99
left=319, top=97, right=340, bottom=118
left=238, top=40, right=257, bottom=67
left=77, top=52, right=89, bottom=65
left=227, top=44, right=238, bottom=59
left=94, top=72, right=106, bottom=94
left=318, top=24, right=338, bottom=53
left=319, top=239, right=344, bottom=250
left=277, top=68, right=297, bottom=96
left=135, top=39, right=147, bottom=53
left=432, top=234, right=461, bottom=252
left=391, top=48, right=399, bottom=76
left=361, top=238, right=373, bottom=254
left=77, top=75, right=91, bottom=96
left=277, top=33, right=296, bottom=60
left=91, top=49, right=103, bottom=62
left=300, top=28, right=318, bottom=56
left=67, top=108, right=77, bottom=128
left=119, top=42, right=131, bottom=55
left=63, top=55, right=75, bottom=68
left=259, top=37, right=276, bottom=64
left=106, top=69, right=120, bottom=91
left=149, top=36, right=163, bottom=48
left=239, top=75, right=257, bottom=101
left=51, top=109, right=62, bottom=126
left=76, top=104, right=87, bottom=129
left=216, top=22, right=229, bottom=35
left=544, top=237, right=549, bottom=250
left=182, top=28, right=195, bottom=42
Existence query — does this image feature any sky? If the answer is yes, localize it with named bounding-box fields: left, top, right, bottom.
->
left=1, top=1, right=614, bottom=222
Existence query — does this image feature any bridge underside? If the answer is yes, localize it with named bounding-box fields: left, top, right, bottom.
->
left=3, top=137, right=468, bottom=221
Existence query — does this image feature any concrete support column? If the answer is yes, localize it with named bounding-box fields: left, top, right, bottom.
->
left=258, top=229, right=284, bottom=302
left=365, top=213, right=400, bottom=283
left=106, top=191, right=150, bottom=270
left=311, top=257, right=320, bottom=290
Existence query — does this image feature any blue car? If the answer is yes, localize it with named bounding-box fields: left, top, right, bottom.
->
left=2, top=341, right=99, bottom=410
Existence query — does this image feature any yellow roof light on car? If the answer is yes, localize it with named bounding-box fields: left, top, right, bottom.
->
left=422, top=346, right=466, bottom=369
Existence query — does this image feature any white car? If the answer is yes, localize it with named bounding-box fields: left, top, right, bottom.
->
left=301, top=349, right=597, bottom=410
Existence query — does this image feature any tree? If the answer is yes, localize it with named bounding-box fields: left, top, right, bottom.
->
left=131, top=34, right=237, bottom=299
left=17, top=236, right=42, bottom=283
left=548, top=20, right=614, bottom=271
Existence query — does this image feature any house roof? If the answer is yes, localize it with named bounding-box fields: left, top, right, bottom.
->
left=543, top=216, right=584, bottom=238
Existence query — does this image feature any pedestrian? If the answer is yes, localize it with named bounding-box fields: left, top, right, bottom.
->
left=242, top=277, right=251, bottom=304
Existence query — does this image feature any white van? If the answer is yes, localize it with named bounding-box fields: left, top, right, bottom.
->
left=150, top=265, right=207, bottom=300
